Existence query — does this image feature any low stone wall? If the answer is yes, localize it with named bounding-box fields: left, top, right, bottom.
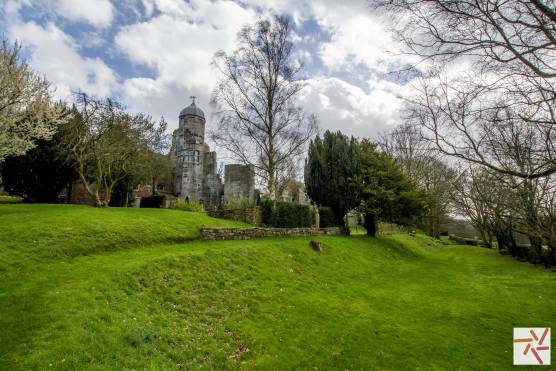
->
left=207, top=207, right=262, bottom=226
left=201, top=227, right=344, bottom=240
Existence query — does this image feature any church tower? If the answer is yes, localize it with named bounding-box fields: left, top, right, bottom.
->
left=173, top=97, right=221, bottom=209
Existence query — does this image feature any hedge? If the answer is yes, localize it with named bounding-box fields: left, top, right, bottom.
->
left=140, top=195, right=165, bottom=208
left=260, top=199, right=313, bottom=228
left=318, top=206, right=339, bottom=228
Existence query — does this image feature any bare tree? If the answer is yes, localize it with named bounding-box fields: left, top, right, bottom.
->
left=373, top=0, right=556, bottom=79
left=378, top=122, right=438, bottom=186
left=62, top=93, right=168, bottom=207
left=0, top=38, right=66, bottom=160
left=451, top=166, right=500, bottom=247
left=379, top=122, right=455, bottom=238
left=451, top=155, right=556, bottom=265
left=373, top=0, right=556, bottom=179
left=403, top=73, right=556, bottom=179
left=211, top=16, right=318, bottom=198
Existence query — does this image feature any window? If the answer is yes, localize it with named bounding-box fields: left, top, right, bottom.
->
left=183, top=150, right=200, bottom=163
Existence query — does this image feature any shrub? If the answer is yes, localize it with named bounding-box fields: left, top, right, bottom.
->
left=224, top=197, right=251, bottom=210
left=140, top=195, right=165, bottom=208
left=260, top=198, right=313, bottom=228
left=318, top=206, right=338, bottom=228
left=172, top=199, right=204, bottom=212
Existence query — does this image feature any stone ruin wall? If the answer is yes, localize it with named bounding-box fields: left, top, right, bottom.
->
left=223, top=164, right=256, bottom=205
left=200, top=226, right=345, bottom=240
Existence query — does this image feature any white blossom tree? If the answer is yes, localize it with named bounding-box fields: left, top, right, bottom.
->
left=0, top=38, right=66, bottom=160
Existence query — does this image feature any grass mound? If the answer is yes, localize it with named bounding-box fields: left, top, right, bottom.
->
left=0, top=204, right=247, bottom=262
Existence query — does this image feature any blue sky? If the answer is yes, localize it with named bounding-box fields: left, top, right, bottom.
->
left=1, top=0, right=411, bottom=139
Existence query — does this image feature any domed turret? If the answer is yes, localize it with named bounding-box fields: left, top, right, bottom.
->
left=179, top=100, right=205, bottom=119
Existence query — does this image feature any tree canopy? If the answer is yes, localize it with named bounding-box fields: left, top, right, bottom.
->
left=357, top=139, right=424, bottom=236
left=305, top=131, right=423, bottom=235
left=305, top=130, right=361, bottom=227
left=60, top=93, right=169, bottom=207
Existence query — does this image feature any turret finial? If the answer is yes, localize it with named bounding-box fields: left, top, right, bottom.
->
left=190, top=95, right=196, bottom=104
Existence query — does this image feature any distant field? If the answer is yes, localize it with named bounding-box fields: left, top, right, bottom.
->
left=0, top=204, right=554, bottom=370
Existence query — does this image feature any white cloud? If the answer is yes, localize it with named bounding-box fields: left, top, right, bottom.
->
left=4, top=0, right=411, bottom=142
left=141, top=0, right=155, bottom=17
left=9, top=21, right=118, bottom=99
left=318, top=14, right=393, bottom=72
left=298, top=77, right=405, bottom=138
left=114, top=0, right=407, bottom=135
left=243, top=0, right=401, bottom=72
left=115, top=0, right=257, bottom=128
left=54, top=0, right=114, bottom=28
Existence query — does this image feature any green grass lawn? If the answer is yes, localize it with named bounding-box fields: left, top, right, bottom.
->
left=0, top=194, right=23, bottom=203
left=0, top=204, right=554, bottom=370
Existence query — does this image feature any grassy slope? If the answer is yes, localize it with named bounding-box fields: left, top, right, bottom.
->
left=0, top=205, right=555, bottom=370
left=0, top=204, right=247, bottom=263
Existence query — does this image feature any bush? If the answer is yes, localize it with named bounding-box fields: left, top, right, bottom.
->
left=318, top=206, right=338, bottom=228
left=260, top=198, right=313, bottom=228
left=224, top=197, right=251, bottom=210
left=172, top=199, right=204, bottom=212
left=140, top=195, right=165, bottom=208
left=1, top=136, right=76, bottom=203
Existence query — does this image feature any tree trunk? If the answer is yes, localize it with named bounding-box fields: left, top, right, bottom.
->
left=104, top=183, right=114, bottom=207
left=528, top=236, right=543, bottom=264
left=479, top=228, right=492, bottom=248
left=124, top=184, right=130, bottom=207
left=267, top=167, right=276, bottom=200
left=547, top=236, right=556, bottom=268
left=432, top=216, right=441, bottom=239
left=364, top=212, right=377, bottom=237
left=76, top=168, right=102, bottom=207
left=67, top=181, right=73, bottom=204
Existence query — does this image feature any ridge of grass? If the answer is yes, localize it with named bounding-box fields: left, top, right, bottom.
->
left=0, top=204, right=248, bottom=265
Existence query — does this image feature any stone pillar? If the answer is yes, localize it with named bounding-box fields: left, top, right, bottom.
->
left=314, top=206, right=320, bottom=229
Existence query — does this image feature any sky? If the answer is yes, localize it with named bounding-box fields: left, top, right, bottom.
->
left=1, top=0, right=414, bottom=142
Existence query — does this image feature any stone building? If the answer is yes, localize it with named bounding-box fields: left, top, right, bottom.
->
left=223, top=164, right=256, bottom=205
left=173, top=99, right=221, bottom=210
left=277, top=178, right=310, bottom=205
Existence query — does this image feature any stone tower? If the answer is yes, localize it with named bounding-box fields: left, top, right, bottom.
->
left=173, top=98, right=221, bottom=209
left=223, top=164, right=256, bottom=205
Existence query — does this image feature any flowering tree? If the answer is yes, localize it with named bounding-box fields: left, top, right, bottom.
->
left=0, top=38, right=66, bottom=160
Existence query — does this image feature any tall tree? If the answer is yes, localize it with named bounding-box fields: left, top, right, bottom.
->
left=0, top=38, right=66, bottom=160
left=211, top=16, right=318, bottom=198
left=304, top=131, right=361, bottom=228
